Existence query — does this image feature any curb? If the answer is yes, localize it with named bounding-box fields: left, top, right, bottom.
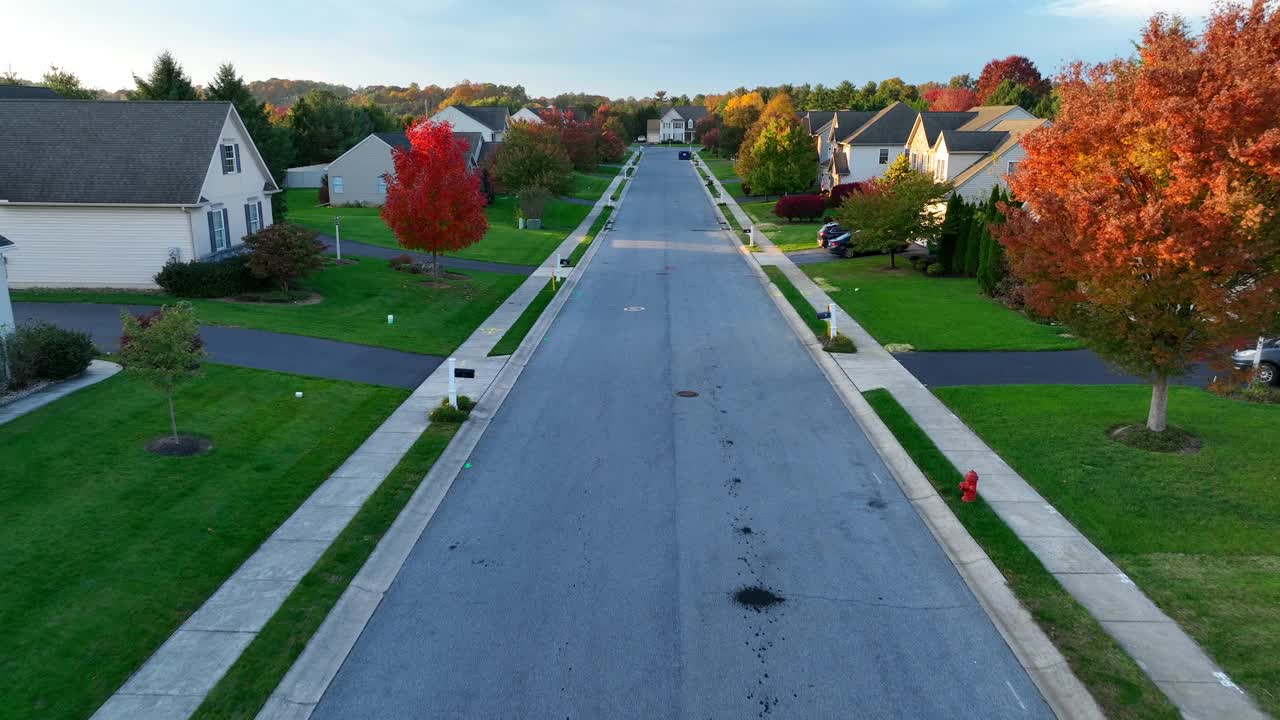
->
left=255, top=161, right=637, bottom=720
left=694, top=156, right=1105, bottom=720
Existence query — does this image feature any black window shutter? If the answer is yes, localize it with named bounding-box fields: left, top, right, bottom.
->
left=234, top=144, right=241, bottom=173
left=244, top=203, right=252, bottom=237
left=206, top=211, right=217, bottom=254
left=220, top=145, right=228, bottom=175
left=257, top=201, right=264, bottom=227
left=222, top=209, right=231, bottom=245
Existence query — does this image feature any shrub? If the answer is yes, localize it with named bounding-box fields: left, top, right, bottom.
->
left=388, top=254, right=413, bottom=270
left=518, top=187, right=551, bottom=220
left=6, top=322, right=95, bottom=387
left=155, top=255, right=267, bottom=298
left=243, top=223, right=326, bottom=291
left=828, top=182, right=867, bottom=208
left=772, top=194, right=827, bottom=222
left=926, top=262, right=946, bottom=276
left=318, top=175, right=330, bottom=205
left=429, top=395, right=475, bottom=422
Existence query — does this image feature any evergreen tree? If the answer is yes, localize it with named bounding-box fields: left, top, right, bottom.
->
left=937, top=194, right=966, bottom=274
left=986, top=79, right=1040, bottom=113
left=963, top=210, right=984, bottom=276
left=207, top=64, right=295, bottom=220
left=130, top=51, right=199, bottom=101
left=977, top=187, right=1010, bottom=295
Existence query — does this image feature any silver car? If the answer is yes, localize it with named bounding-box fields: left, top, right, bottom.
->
left=1232, top=338, right=1279, bottom=385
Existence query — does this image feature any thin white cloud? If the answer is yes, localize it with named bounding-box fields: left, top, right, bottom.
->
left=1046, top=0, right=1216, bottom=18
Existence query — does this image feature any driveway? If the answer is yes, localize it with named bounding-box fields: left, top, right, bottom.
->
left=894, top=350, right=1216, bottom=387
left=317, top=234, right=535, bottom=276
left=309, top=146, right=1051, bottom=718
left=12, top=302, right=439, bottom=389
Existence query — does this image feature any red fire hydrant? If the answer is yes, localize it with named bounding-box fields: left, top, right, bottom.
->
left=959, top=470, right=979, bottom=503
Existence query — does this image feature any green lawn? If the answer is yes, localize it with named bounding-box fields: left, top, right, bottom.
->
left=488, top=280, right=559, bottom=357
left=611, top=180, right=627, bottom=201
left=863, top=390, right=1179, bottom=720
left=566, top=171, right=615, bottom=202
left=721, top=179, right=747, bottom=198
left=741, top=200, right=830, bottom=253
left=192, top=421, right=459, bottom=720
left=568, top=207, right=612, bottom=266
left=936, top=385, right=1280, bottom=717
left=703, top=157, right=740, bottom=182
left=285, top=189, right=590, bottom=267
left=14, top=259, right=525, bottom=356
left=0, top=365, right=407, bottom=720
left=799, top=256, right=1081, bottom=351
left=762, top=266, right=853, bottom=352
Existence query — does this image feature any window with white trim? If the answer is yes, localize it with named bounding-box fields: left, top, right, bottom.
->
left=247, top=202, right=262, bottom=233
left=878, top=148, right=890, bottom=164
left=221, top=144, right=239, bottom=174
left=1007, top=161, right=1020, bottom=175
left=211, top=209, right=228, bottom=250
left=377, top=177, right=388, bottom=194
left=332, top=176, right=345, bottom=194
left=936, top=159, right=945, bottom=180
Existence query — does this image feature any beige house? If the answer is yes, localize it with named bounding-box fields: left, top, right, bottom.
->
left=0, top=100, right=278, bottom=288
left=902, top=106, right=1043, bottom=202
left=325, top=131, right=496, bottom=207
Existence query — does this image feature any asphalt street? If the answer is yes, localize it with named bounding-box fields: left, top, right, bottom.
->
left=12, top=302, right=438, bottom=389
left=309, top=147, right=1053, bottom=719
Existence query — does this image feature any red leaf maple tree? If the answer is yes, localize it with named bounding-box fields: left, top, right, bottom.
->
left=381, top=119, right=489, bottom=280
left=998, top=1, right=1280, bottom=432
left=975, top=55, right=1050, bottom=104
left=924, top=87, right=979, bottom=112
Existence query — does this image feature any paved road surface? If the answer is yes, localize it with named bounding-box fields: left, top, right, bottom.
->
left=310, top=147, right=1053, bottom=719
left=12, top=302, right=438, bottom=389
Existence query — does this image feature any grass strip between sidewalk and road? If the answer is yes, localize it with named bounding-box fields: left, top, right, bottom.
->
left=191, top=421, right=461, bottom=720
left=762, top=266, right=854, bottom=353
left=568, top=207, right=612, bottom=267
left=861, top=389, right=1181, bottom=720
left=488, top=280, right=560, bottom=357
left=611, top=180, right=627, bottom=202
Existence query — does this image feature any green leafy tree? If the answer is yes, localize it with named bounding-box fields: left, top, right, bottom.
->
left=986, top=79, right=1040, bottom=113
left=490, top=121, right=573, bottom=197
left=836, top=172, right=950, bottom=267
left=0, top=70, right=29, bottom=84
left=129, top=51, right=199, bottom=101
left=881, top=154, right=913, bottom=186
left=243, top=223, right=326, bottom=291
left=40, top=66, right=96, bottom=99
left=742, top=117, right=816, bottom=195
left=206, top=64, right=295, bottom=220
left=119, top=303, right=207, bottom=441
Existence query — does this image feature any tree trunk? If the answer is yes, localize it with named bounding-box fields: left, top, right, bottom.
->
left=1146, top=375, right=1169, bottom=432
left=432, top=250, right=440, bottom=282
left=889, top=249, right=896, bottom=268
left=168, top=390, right=179, bottom=440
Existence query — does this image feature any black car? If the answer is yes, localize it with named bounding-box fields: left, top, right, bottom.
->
left=817, top=222, right=846, bottom=248
left=827, top=233, right=859, bottom=258
left=678, top=150, right=691, bottom=160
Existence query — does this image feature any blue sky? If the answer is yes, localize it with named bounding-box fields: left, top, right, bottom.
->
left=3, top=0, right=1216, bottom=97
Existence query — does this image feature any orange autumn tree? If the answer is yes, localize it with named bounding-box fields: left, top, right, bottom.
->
left=998, top=1, right=1280, bottom=433
left=381, top=119, right=489, bottom=281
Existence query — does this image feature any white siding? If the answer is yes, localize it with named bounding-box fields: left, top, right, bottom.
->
left=1, top=206, right=195, bottom=288
left=284, top=164, right=327, bottom=188
left=954, top=144, right=1028, bottom=203
left=195, top=111, right=276, bottom=255
left=324, top=135, right=395, bottom=207
left=428, top=106, right=499, bottom=141
left=0, top=250, right=14, bottom=333
left=511, top=108, right=543, bottom=124
left=847, top=145, right=904, bottom=183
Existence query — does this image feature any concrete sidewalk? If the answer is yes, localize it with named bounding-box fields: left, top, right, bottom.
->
left=90, top=166, right=631, bottom=720
left=701, top=159, right=1266, bottom=720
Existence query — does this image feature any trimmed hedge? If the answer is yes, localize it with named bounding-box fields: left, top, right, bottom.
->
left=154, top=255, right=268, bottom=298
left=828, top=182, right=868, bottom=208
left=3, top=322, right=95, bottom=389
left=773, top=194, right=827, bottom=222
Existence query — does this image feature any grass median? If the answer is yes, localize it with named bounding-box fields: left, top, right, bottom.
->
left=488, top=280, right=560, bottom=357
left=862, top=389, right=1180, bottom=719
left=762, top=266, right=854, bottom=352
left=568, top=207, right=612, bottom=267
left=0, top=365, right=407, bottom=720
left=191, top=420, right=461, bottom=719
left=936, top=384, right=1280, bottom=716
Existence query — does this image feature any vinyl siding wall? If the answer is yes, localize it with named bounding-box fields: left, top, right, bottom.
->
left=324, top=136, right=395, bottom=207
left=429, top=107, right=501, bottom=141
left=847, top=145, right=904, bottom=183
left=192, top=112, right=275, bottom=256
left=954, top=144, right=1028, bottom=203
left=1, top=205, right=195, bottom=288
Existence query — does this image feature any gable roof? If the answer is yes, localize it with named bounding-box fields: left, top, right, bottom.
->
left=950, top=118, right=1049, bottom=189
left=374, top=132, right=411, bottom=151
left=841, top=102, right=919, bottom=146
left=452, top=105, right=509, bottom=133
left=915, top=112, right=977, bottom=146
left=832, top=110, right=878, bottom=143
left=669, top=105, right=708, bottom=122
left=477, top=140, right=502, bottom=167
left=803, top=111, right=836, bottom=136
left=940, top=129, right=1007, bottom=154
left=0, top=84, right=60, bottom=99
left=957, top=105, right=1027, bottom=131
left=0, top=99, right=251, bottom=205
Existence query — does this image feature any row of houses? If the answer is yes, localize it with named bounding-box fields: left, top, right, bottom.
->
left=804, top=101, right=1047, bottom=202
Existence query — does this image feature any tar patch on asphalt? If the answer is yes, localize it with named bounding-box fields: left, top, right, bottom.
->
left=867, top=499, right=887, bottom=509
left=734, top=586, right=785, bottom=611
left=675, top=390, right=699, bottom=397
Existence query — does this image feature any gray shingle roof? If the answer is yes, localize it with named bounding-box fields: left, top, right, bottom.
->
left=454, top=105, right=510, bottom=133
left=941, top=129, right=1007, bottom=153
left=803, top=111, right=835, bottom=135
left=918, top=112, right=977, bottom=146
left=477, top=140, right=501, bottom=167
left=374, top=132, right=411, bottom=151
left=842, top=102, right=919, bottom=146
left=0, top=100, right=234, bottom=205
left=0, top=84, right=60, bottom=99
left=832, top=111, right=878, bottom=143
left=671, top=106, right=709, bottom=122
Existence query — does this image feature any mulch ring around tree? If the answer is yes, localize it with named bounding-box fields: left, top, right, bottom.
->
left=1107, top=424, right=1202, bottom=454
left=418, top=271, right=473, bottom=289
left=218, top=291, right=324, bottom=305
left=145, top=434, right=214, bottom=457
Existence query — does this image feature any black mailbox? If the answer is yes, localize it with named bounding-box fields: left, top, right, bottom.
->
left=453, top=368, right=476, bottom=379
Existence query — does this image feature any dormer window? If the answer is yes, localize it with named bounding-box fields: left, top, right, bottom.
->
left=221, top=143, right=241, bottom=174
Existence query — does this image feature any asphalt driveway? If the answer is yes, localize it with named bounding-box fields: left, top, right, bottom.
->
left=12, top=302, right=439, bottom=389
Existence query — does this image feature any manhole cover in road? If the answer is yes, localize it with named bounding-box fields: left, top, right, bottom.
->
left=675, top=390, right=699, bottom=398
left=623, top=306, right=645, bottom=312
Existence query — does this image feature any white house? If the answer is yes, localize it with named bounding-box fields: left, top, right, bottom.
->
left=904, top=105, right=1037, bottom=183
left=324, top=131, right=496, bottom=207
left=511, top=106, right=544, bottom=124
left=0, top=100, right=279, bottom=289
left=658, top=106, right=708, bottom=143
left=817, top=111, right=876, bottom=188
left=944, top=119, right=1048, bottom=202
left=826, top=102, right=918, bottom=187
left=284, top=163, right=328, bottom=189
left=0, top=235, right=14, bottom=334
left=426, top=105, right=509, bottom=142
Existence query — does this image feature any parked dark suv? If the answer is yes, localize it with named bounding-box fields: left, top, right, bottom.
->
left=678, top=150, right=691, bottom=160
left=1232, top=338, right=1279, bottom=385
left=817, top=222, right=846, bottom=248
